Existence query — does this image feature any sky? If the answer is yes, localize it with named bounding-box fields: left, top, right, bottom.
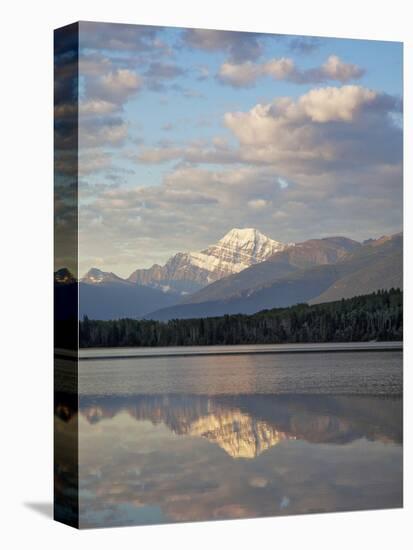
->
left=68, top=22, right=402, bottom=277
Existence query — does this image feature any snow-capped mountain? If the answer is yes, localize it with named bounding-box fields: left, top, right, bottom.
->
left=198, top=228, right=286, bottom=274
left=128, top=228, right=287, bottom=294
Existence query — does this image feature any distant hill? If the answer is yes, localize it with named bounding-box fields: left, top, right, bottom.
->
left=79, top=281, right=180, bottom=320
left=147, top=233, right=402, bottom=321
left=310, top=234, right=402, bottom=304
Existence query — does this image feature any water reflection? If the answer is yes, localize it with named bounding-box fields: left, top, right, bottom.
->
left=55, top=393, right=402, bottom=527
left=77, top=394, right=402, bottom=455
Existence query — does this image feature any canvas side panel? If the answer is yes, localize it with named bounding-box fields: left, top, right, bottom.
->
left=54, top=22, right=79, bottom=529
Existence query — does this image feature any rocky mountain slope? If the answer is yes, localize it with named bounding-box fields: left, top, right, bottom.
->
left=181, top=236, right=360, bottom=305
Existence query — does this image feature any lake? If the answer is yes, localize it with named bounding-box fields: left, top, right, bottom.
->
left=55, top=346, right=403, bottom=528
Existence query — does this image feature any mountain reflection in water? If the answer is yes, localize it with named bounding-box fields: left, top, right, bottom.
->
left=55, top=392, right=402, bottom=527
left=77, top=394, right=402, bottom=457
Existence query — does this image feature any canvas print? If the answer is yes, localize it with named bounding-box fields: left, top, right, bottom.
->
left=54, top=21, right=403, bottom=529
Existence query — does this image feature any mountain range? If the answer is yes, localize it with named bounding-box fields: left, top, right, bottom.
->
left=147, top=232, right=402, bottom=321
left=127, top=227, right=286, bottom=294
left=77, top=228, right=288, bottom=319
left=56, top=228, right=402, bottom=320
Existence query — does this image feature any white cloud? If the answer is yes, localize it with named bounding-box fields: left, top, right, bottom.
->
left=94, top=69, right=142, bottom=103
left=79, top=99, right=118, bottom=115
left=218, top=58, right=295, bottom=87
left=71, top=67, right=143, bottom=149
left=218, top=55, right=364, bottom=88
left=297, top=85, right=377, bottom=122
left=218, top=61, right=263, bottom=87
left=223, top=85, right=399, bottom=172
left=264, top=58, right=296, bottom=79
left=248, top=199, right=271, bottom=210
left=224, top=86, right=378, bottom=139
left=321, top=55, right=364, bottom=82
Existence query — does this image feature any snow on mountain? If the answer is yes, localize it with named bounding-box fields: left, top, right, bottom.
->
left=195, top=228, right=286, bottom=276
left=128, top=228, right=288, bottom=294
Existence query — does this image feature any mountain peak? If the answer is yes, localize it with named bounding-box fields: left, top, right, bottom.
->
left=217, top=228, right=287, bottom=257
left=208, top=227, right=286, bottom=271
left=182, top=228, right=287, bottom=283
left=82, top=268, right=126, bottom=285
left=220, top=227, right=260, bottom=241
left=219, top=227, right=277, bottom=245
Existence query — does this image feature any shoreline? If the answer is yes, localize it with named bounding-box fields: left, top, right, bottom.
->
left=55, top=341, right=403, bottom=361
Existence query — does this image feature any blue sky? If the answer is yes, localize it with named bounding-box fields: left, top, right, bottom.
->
left=67, top=22, right=403, bottom=276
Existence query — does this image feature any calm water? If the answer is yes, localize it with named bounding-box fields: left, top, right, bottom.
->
left=55, top=348, right=403, bottom=528
left=77, top=350, right=402, bottom=396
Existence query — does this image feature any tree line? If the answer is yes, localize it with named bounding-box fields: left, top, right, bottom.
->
left=79, top=289, right=402, bottom=348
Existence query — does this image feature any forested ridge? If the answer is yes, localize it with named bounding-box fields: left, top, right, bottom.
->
left=79, top=289, right=402, bottom=348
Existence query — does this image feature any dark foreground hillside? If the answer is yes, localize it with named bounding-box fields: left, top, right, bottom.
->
left=79, top=289, right=402, bottom=348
